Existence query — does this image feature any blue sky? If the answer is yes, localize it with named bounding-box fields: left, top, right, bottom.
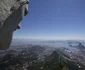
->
left=14, top=0, right=85, bottom=40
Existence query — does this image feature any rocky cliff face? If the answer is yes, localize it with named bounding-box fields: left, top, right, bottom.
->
left=0, top=0, right=29, bottom=50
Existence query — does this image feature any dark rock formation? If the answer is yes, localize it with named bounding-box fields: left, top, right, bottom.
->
left=69, top=42, right=85, bottom=50
left=77, top=43, right=85, bottom=49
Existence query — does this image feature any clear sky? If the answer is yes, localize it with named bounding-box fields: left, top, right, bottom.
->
left=14, top=0, right=85, bottom=40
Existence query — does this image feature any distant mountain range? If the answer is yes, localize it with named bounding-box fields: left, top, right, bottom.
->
left=0, top=44, right=85, bottom=70
left=69, top=42, right=85, bottom=49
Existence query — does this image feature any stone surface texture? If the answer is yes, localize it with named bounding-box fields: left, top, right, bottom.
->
left=0, top=0, right=29, bottom=50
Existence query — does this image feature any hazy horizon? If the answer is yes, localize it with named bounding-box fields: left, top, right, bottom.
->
left=14, top=0, right=85, bottom=40
left=13, top=37, right=85, bottom=41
